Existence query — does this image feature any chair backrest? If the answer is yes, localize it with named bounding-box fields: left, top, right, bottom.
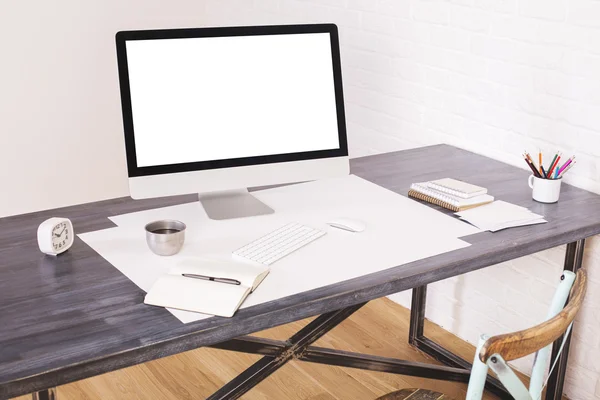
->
left=465, top=268, right=587, bottom=400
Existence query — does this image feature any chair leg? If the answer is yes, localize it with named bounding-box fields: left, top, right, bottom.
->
left=465, top=335, right=490, bottom=400
left=545, top=239, right=585, bottom=400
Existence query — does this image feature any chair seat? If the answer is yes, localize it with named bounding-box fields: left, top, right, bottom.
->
left=376, top=388, right=452, bottom=400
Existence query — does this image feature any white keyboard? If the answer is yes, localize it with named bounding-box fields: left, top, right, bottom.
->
left=233, top=223, right=326, bottom=265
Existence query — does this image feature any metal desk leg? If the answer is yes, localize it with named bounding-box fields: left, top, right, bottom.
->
left=409, top=284, right=511, bottom=398
left=32, top=388, right=57, bottom=400
left=408, top=285, right=427, bottom=346
left=545, top=239, right=585, bottom=400
left=209, top=305, right=473, bottom=399
left=207, top=303, right=365, bottom=400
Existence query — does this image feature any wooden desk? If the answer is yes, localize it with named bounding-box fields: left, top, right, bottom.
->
left=1, top=145, right=598, bottom=400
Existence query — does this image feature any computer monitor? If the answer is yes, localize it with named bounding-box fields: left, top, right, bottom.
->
left=115, top=24, right=349, bottom=220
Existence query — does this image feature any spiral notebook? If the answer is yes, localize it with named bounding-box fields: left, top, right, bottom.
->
left=409, top=182, right=494, bottom=212
left=427, top=178, right=487, bottom=199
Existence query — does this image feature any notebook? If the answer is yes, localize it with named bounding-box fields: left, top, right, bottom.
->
left=144, top=257, right=270, bottom=317
left=409, top=182, right=494, bottom=212
left=427, top=178, right=487, bottom=199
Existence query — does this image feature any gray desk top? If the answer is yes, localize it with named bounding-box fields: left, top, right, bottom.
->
left=2, top=144, right=599, bottom=398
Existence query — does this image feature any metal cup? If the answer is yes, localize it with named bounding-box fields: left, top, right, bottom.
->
left=145, top=220, right=186, bottom=256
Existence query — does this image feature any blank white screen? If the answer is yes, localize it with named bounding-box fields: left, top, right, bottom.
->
left=125, top=33, right=340, bottom=168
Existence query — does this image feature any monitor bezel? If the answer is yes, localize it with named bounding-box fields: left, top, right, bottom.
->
left=115, top=24, right=348, bottom=178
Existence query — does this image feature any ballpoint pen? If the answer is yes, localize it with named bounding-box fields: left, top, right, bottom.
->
left=182, top=273, right=241, bottom=285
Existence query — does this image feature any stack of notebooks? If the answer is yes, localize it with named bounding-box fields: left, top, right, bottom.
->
left=409, top=178, right=494, bottom=212
left=409, top=178, right=547, bottom=232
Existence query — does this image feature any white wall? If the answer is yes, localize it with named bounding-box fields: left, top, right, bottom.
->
left=198, top=1, right=600, bottom=398
left=3, top=0, right=600, bottom=398
left=0, top=0, right=211, bottom=217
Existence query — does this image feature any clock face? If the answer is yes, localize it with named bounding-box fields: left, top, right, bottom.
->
left=51, top=222, right=71, bottom=252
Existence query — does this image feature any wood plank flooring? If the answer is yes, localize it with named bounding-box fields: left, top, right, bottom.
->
left=14, top=299, right=505, bottom=399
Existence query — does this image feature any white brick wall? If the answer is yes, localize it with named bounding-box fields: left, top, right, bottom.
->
left=203, top=0, right=600, bottom=397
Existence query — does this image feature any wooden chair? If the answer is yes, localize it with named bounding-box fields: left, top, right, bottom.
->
left=377, top=268, right=587, bottom=400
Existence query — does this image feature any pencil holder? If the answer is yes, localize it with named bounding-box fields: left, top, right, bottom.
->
left=528, top=175, right=561, bottom=203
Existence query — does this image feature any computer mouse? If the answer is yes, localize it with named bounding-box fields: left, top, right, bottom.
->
left=326, top=218, right=366, bottom=233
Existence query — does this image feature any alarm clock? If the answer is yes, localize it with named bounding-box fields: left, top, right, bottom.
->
left=37, top=217, right=74, bottom=256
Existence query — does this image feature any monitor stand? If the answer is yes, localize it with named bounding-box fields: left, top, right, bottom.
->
left=198, top=189, right=274, bottom=220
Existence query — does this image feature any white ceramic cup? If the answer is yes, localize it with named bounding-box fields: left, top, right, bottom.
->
left=528, top=175, right=562, bottom=203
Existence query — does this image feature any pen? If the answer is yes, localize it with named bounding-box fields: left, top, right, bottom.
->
left=182, top=273, right=241, bottom=285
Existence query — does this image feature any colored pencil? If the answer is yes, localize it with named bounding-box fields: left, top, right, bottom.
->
left=525, top=152, right=538, bottom=172
left=525, top=150, right=575, bottom=179
left=547, top=153, right=561, bottom=178
left=557, top=157, right=574, bottom=176
left=523, top=155, right=541, bottom=177
left=547, top=153, right=558, bottom=176
left=557, top=161, right=575, bottom=178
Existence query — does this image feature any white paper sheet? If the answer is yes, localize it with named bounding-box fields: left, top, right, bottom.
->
left=456, top=200, right=546, bottom=232
left=79, top=175, right=477, bottom=323
left=109, top=175, right=481, bottom=239
left=485, top=218, right=547, bottom=232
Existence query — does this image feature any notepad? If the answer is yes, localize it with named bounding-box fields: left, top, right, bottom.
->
left=409, top=182, right=494, bottom=212
left=428, top=178, right=488, bottom=198
left=144, top=258, right=269, bottom=317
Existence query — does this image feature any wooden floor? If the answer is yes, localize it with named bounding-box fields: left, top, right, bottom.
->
left=15, top=299, right=502, bottom=400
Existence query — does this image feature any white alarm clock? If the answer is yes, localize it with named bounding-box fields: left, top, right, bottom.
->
left=37, top=217, right=74, bottom=255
